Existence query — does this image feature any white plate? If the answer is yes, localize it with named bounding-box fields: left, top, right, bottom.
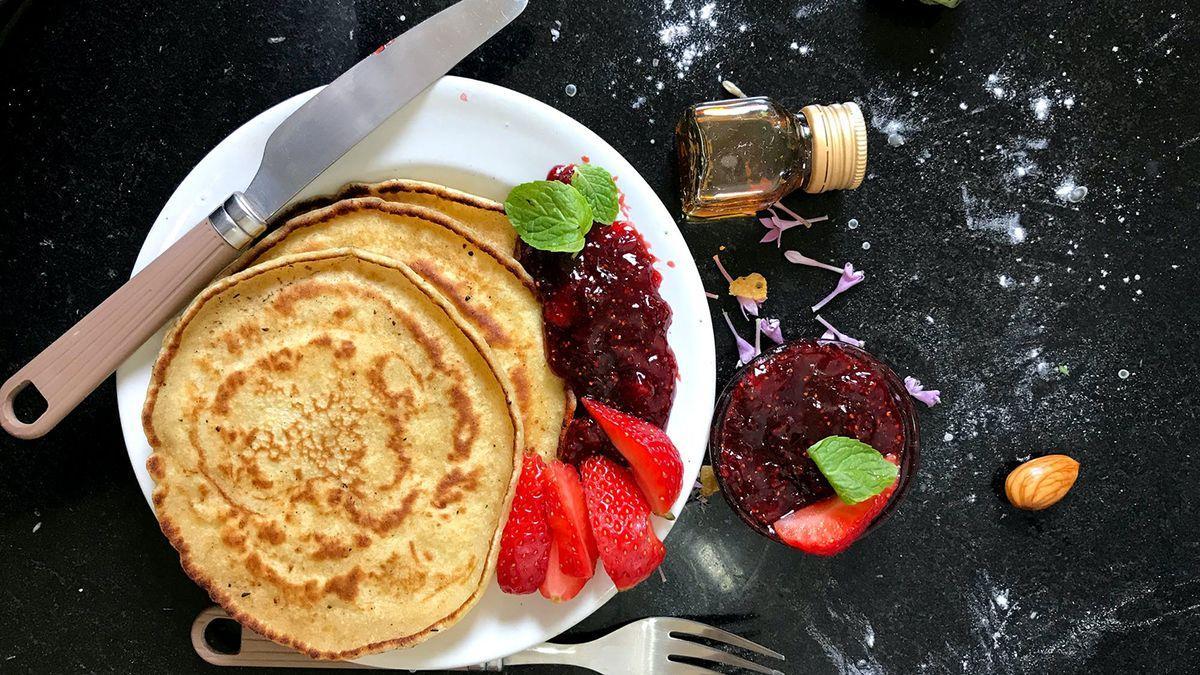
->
left=115, top=76, right=715, bottom=670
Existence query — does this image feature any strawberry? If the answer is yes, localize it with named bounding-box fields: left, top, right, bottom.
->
left=772, top=455, right=900, bottom=556
left=579, top=455, right=666, bottom=590
left=581, top=397, right=683, bottom=516
left=497, top=454, right=551, bottom=594
left=543, top=460, right=598, bottom=579
left=539, top=539, right=587, bottom=602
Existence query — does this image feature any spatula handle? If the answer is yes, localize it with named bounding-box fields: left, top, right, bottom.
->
left=0, top=217, right=240, bottom=439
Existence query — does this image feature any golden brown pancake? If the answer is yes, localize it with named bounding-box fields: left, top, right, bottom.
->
left=232, top=197, right=569, bottom=463
left=333, top=179, right=515, bottom=254
left=144, top=249, right=521, bottom=659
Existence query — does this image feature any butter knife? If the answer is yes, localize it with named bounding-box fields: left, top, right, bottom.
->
left=0, top=0, right=528, bottom=439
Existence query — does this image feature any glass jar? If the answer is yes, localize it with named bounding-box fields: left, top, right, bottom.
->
left=676, top=98, right=867, bottom=219
left=709, top=339, right=919, bottom=547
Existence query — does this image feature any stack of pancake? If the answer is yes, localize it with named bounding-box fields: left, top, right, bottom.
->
left=142, top=181, right=569, bottom=659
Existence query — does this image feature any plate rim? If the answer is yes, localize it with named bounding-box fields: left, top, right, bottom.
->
left=114, top=75, right=715, bottom=668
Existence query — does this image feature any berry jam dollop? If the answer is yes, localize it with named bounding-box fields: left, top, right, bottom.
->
left=518, top=165, right=678, bottom=464
left=711, top=340, right=917, bottom=539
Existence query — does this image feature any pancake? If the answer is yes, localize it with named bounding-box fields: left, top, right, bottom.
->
left=232, top=197, right=570, bottom=463
left=332, top=179, right=515, bottom=254
left=143, top=248, right=521, bottom=659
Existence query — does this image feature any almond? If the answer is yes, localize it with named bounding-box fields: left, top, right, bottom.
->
left=1005, top=454, right=1080, bottom=510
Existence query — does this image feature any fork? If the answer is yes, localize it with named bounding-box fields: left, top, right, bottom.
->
left=192, top=606, right=785, bottom=674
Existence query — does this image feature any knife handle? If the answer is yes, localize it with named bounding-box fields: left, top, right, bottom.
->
left=0, top=217, right=242, bottom=439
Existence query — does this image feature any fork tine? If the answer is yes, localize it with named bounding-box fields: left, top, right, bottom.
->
left=666, top=637, right=785, bottom=675
left=656, top=617, right=785, bottom=660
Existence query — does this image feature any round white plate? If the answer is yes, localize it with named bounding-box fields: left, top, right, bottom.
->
left=115, top=76, right=715, bottom=670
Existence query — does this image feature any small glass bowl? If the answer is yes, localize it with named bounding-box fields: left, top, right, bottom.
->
left=708, top=339, right=920, bottom=546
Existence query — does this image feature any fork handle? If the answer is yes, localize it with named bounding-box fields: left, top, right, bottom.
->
left=192, top=606, right=507, bottom=670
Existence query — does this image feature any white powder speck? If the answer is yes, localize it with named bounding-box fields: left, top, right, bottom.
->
left=1055, top=179, right=1089, bottom=203
left=847, top=218, right=859, bottom=230
left=659, top=23, right=691, bottom=45
left=944, top=432, right=954, bottom=442
left=925, top=315, right=935, bottom=324
left=267, top=36, right=285, bottom=44
left=862, top=241, right=871, bottom=250
left=1063, top=96, right=1075, bottom=108
left=699, top=2, right=716, bottom=20
left=992, top=86, right=1005, bottom=98
left=32, top=522, right=41, bottom=533
left=999, top=274, right=1015, bottom=288
left=1032, top=97, right=1051, bottom=121
left=790, top=41, right=799, bottom=50
left=550, top=27, right=560, bottom=41
left=564, top=83, right=577, bottom=97
left=960, top=101, right=969, bottom=110
left=1118, top=369, right=1130, bottom=379
left=995, top=592, right=1010, bottom=610
left=631, top=96, right=647, bottom=109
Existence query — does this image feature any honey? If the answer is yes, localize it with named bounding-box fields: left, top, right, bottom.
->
left=676, top=97, right=867, bottom=219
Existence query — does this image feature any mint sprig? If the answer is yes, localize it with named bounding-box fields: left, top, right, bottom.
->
left=571, top=164, right=620, bottom=225
left=504, top=180, right=594, bottom=253
left=806, top=436, right=899, bottom=505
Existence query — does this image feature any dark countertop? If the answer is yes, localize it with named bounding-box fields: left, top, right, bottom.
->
left=2, top=1, right=1198, bottom=673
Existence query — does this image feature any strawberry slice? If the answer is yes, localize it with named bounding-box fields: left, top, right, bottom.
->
left=580, top=398, right=683, bottom=517
left=580, top=455, right=666, bottom=590
left=497, top=454, right=551, bottom=594
left=539, top=539, right=587, bottom=602
left=543, top=460, right=597, bottom=579
left=773, top=455, right=900, bottom=556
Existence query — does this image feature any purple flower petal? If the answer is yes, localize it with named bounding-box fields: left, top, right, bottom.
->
left=904, top=376, right=942, bottom=407
left=723, top=311, right=759, bottom=364
left=738, top=295, right=760, bottom=317
left=812, top=263, right=867, bottom=312
left=760, top=317, right=783, bottom=344
left=815, top=315, right=864, bottom=347
left=784, top=250, right=845, bottom=274
left=760, top=229, right=781, bottom=245
left=712, top=254, right=733, bottom=283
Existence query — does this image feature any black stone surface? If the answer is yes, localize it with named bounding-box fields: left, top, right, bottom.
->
left=2, top=0, right=1198, bottom=673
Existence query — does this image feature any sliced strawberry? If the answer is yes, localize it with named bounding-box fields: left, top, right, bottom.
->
left=543, top=460, right=597, bottom=579
left=581, top=398, right=683, bottom=516
left=580, top=455, right=666, bottom=590
left=497, top=454, right=551, bottom=594
left=539, top=539, right=587, bottom=602
left=773, top=455, right=900, bottom=556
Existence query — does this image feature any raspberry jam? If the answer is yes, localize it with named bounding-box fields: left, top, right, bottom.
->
left=711, top=340, right=918, bottom=540
left=519, top=165, right=678, bottom=464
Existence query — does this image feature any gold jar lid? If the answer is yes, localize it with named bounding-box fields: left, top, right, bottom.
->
left=800, top=101, right=867, bottom=193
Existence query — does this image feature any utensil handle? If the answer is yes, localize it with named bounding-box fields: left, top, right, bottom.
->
left=192, top=607, right=372, bottom=669
left=0, top=218, right=239, bottom=439
left=191, top=607, right=507, bottom=670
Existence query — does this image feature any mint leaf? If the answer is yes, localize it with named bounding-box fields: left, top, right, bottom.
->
left=504, top=180, right=594, bottom=253
left=571, top=164, right=620, bottom=225
left=806, top=436, right=899, bottom=505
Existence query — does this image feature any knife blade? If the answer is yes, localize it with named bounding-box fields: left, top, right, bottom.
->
left=243, top=0, right=528, bottom=224
left=0, top=0, right=527, bottom=439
